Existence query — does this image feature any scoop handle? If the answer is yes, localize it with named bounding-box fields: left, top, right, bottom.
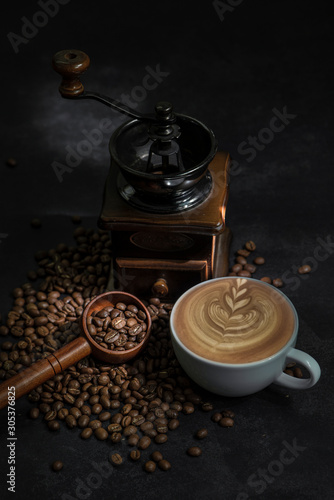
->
left=0, top=337, right=91, bottom=410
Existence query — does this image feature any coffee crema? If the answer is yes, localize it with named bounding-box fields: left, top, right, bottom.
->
left=173, top=278, right=296, bottom=364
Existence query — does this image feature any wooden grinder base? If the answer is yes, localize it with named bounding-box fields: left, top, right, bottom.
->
left=99, top=151, right=231, bottom=300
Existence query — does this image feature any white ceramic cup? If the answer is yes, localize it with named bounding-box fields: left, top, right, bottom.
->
left=170, top=277, right=321, bottom=397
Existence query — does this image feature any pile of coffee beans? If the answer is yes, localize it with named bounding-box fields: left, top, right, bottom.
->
left=0, top=225, right=239, bottom=474
left=0, top=226, right=305, bottom=474
left=87, top=302, right=147, bottom=351
left=228, top=239, right=283, bottom=287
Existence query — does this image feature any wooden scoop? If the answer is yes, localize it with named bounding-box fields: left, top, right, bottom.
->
left=0, top=292, right=151, bottom=410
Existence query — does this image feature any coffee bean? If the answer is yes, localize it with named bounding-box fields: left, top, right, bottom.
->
left=109, top=453, right=123, bottom=466
left=201, top=402, right=213, bottom=412
left=94, top=427, right=108, bottom=440
left=195, top=428, right=208, bottom=439
left=29, top=408, right=40, bottom=419
left=222, top=409, right=235, bottom=418
left=52, top=460, right=63, bottom=472
left=260, top=277, right=272, bottom=284
left=294, top=367, right=303, bottom=378
left=272, top=278, right=283, bottom=288
left=110, top=432, right=122, bottom=443
left=231, top=263, right=243, bottom=273
left=158, top=459, right=171, bottom=471
left=236, top=256, right=247, bottom=266
left=298, top=264, right=311, bottom=274
left=254, top=256, right=265, bottom=265
left=151, top=451, right=164, bottom=462
left=187, top=446, right=202, bottom=457
left=219, top=417, right=234, bottom=428
left=155, top=434, right=168, bottom=444
left=138, top=436, right=151, bottom=450
left=245, top=240, right=256, bottom=251
left=144, top=460, right=156, bottom=473
left=127, top=434, right=140, bottom=446
left=237, top=270, right=251, bottom=278
left=47, top=420, right=60, bottom=431
left=130, top=450, right=141, bottom=461
left=244, top=263, right=256, bottom=274
left=168, top=419, right=179, bottom=430
left=237, top=249, right=250, bottom=257
left=80, top=428, right=93, bottom=439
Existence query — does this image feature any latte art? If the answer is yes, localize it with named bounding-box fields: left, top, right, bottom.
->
left=173, top=278, right=296, bottom=363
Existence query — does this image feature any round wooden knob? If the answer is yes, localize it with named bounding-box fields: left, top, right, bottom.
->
left=52, top=49, right=90, bottom=97
left=152, top=278, right=168, bottom=297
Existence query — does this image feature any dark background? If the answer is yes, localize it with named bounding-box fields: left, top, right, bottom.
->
left=1, top=0, right=334, bottom=499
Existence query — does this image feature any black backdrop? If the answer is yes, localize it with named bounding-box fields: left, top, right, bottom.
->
left=1, top=1, right=334, bottom=499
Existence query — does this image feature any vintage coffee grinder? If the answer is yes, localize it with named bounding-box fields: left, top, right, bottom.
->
left=53, top=50, right=231, bottom=300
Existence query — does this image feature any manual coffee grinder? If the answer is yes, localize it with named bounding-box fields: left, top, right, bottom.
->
left=53, top=50, right=231, bottom=300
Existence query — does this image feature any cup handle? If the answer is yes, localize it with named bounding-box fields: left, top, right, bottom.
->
left=273, top=347, right=321, bottom=390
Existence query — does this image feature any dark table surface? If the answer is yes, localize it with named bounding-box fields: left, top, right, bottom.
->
left=1, top=1, right=333, bottom=499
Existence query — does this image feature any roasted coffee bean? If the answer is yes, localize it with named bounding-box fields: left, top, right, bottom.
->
left=48, top=420, right=60, bottom=431
left=130, top=450, right=141, bottom=461
left=168, top=419, right=180, bottom=431
left=222, top=409, right=235, bottom=418
left=272, top=278, right=283, bottom=288
left=65, top=415, right=77, bottom=429
left=219, top=417, right=234, bottom=428
left=155, top=434, right=168, bottom=444
left=138, top=436, right=151, bottom=450
left=187, top=446, right=202, bottom=457
left=144, top=460, right=156, bottom=473
left=151, top=451, right=164, bottom=462
left=110, top=432, right=122, bottom=443
left=237, top=248, right=250, bottom=257
left=80, top=427, right=93, bottom=439
left=231, top=263, right=243, bottom=273
left=245, top=240, right=256, bottom=251
left=294, top=367, right=303, bottom=378
left=109, top=453, right=123, bottom=466
left=94, top=427, right=108, bottom=440
left=89, top=420, right=102, bottom=430
left=201, top=402, right=213, bottom=412
left=237, top=270, right=251, bottom=278
left=99, top=411, right=111, bottom=422
left=158, top=459, right=171, bottom=471
left=254, top=256, right=265, bottom=265
left=195, top=428, right=208, bottom=439
left=260, top=277, right=272, bottom=284
left=29, top=407, right=40, bottom=419
left=127, top=434, right=140, bottom=446
left=52, top=460, right=63, bottom=472
left=236, top=256, right=247, bottom=266
left=298, top=264, right=311, bottom=274
left=107, top=423, right=122, bottom=433
left=244, top=263, right=256, bottom=273
left=78, top=415, right=90, bottom=428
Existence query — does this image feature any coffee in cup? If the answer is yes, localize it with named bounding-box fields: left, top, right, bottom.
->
left=170, top=277, right=321, bottom=396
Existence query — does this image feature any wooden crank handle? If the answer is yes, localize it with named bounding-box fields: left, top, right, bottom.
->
left=52, top=49, right=90, bottom=97
left=0, top=336, right=91, bottom=410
